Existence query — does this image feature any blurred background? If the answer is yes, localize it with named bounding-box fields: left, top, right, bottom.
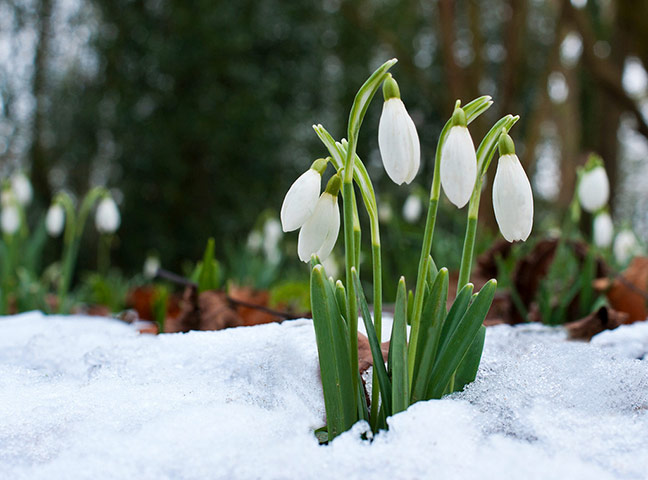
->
left=0, top=0, right=647, bottom=297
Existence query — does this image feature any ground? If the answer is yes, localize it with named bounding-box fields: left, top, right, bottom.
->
left=1, top=312, right=647, bottom=479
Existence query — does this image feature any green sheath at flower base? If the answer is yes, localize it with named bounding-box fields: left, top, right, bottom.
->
left=382, top=74, right=400, bottom=100
left=498, top=130, right=515, bottom=156
left=310, top=158, right=329, bottom=175
left=324, top=174, right=342, bottom=196
left=451, top=103, right=467, bottom=128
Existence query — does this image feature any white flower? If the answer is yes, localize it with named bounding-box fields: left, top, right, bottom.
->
left=440, top=125, right=477, bottom=208
left=492, top=154, right=534, bottom=242
left=10, top=173, right=32, bottom=206
left=593, top=212, right=613, bottom=248
left=280, top=169, right=321, bottom=232
left=247, top=231, right=262, bottom=252
left=297, top=193, right=340, bottom=263
left=45, top=204, right=65, bottom=237
left=378, top=97, right=420, bottom=185
left=578, top=165, right=609, bottom=213
left=378, top=203, right=393, bottom=223
left=263, top=217, right=282, bottom=265
left=613, top=229, right=640, bottom=264
left=95, top=197, right=121, bottom=234
left=1, top=205, right=20, bottom=235
left=143, top=256, right=161, bottom=279
left=402, top=194, right=422, bottom=223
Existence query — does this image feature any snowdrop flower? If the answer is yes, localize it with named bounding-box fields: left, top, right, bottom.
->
left=402, top=193, right=422, bottom=223
left=143, top=256, right=161, bottom=279
left=378, top=203, right=393, bottom=223
left=613, top=229, right=640, bottom=264
left=492, top=132, right=534, bottom=242
left=45, top=203, right=65, bottom=237
left=440, top=105, right=477, bottom=208
left=1, top=204, right=20, bottom=235
left=281, top=158, right=327, bottom=232
left=263, top=217, right=282, bottom=265
left=95, top=197, right=121, bottom=234
left=247, top=230, right=262, bottom=252
left=377, top=75, right=420, bottom=185
left=10, top=172, right=32, bottom=206
left=593, top=211, right=613, bottom=248
left=577, top=157, right=609, bottom=213
left=297, top=174, right=341, bottom=263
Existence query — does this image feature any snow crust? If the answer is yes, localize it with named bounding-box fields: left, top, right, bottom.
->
left=1, top=312, right=647, bottom=480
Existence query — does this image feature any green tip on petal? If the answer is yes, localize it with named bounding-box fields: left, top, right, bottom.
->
left=324, top=174, right=342, bottom=196
left=310, top=158, right=328, bottom=175
left=498, top=130, right=515, bottom=156
left=382, top=74, right=401, bottom=101
left=451, top=105, right=467, bottom=127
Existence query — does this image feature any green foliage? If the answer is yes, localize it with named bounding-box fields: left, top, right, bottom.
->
left=76, top=271, right=132, bottom=313
left=191, top=238, right=221, bottom=293
left=268, top=281, right=310, bottom=312
left=152, top=285, right=169, bottom=333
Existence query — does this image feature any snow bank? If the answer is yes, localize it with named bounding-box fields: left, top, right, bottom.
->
left=0, top=313, right=647, bottom=479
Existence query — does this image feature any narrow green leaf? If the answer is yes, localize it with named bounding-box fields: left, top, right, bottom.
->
left=391, top=277, right=410, bottom=415
left=411, top=268, right=449, bottom=402
left=352, top=268, right=392, bottom=417
left=453, top=325, right=486, bottom=393
left=437, top=283, right=475, bottom=357
left=427, top=280, right=496, bottom=399
left=407, top=289, right=414, bottom=325
left=335, top=280, right=348, bottom=326
left=310, top=266, right=356, bottom=439
left=476, top=115, right=519, bottom=178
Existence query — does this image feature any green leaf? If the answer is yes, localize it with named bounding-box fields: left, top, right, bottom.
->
left=427, top=279, right=496, bottom=399
left=411, top=268, right=449, bottom=403
left=436, top=282, right=474, bottom=357
left=453, top=325, right=486, bottom=393
left=335, top=280, right=348, bottom=326
left=352, top=268, right=392, bottom=417
left=391, top=277, right=409, bottom=415
left=476, top=115, right=519, bottom=178
left=196, top=238, right=221, bottom=293
left=310, top=265, right=357, bottom=439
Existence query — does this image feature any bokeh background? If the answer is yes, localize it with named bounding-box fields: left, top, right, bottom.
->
left=1, top=0, right=647, bottom=282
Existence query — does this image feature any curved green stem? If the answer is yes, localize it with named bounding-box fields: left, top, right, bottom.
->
left=407, top=96, right=494, bottom=379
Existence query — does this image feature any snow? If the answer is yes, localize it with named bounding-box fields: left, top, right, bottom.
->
left=1, top=312, right=647, bottom=480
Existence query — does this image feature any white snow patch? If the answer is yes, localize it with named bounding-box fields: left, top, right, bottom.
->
left=592, top=320, right=648, bottom=360
left=0, top=313, right=647, bottom=479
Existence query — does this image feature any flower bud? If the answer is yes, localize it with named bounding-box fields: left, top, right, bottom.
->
left=593, top=212, right=613, bottom=248
left=1, top=204, right=20, bottom=235
left=10, top=172, right=32, bottom=206
left=402, top=194, right=422, bottom=223
left=297, top=177, right=341, bottom=263
left=613, top=229, right=640, bottom=264
left=577, top=158, right=609, bottom=213
left=143, top=256, right=161, bottom=279
left=440, top=106, right=477, bottom=208
left=45, top=203, right=65, bottom=237
left=378, top=75, right=420, bottom=185
left=95, top=197, right=121, bottom=234
left=492, top=134, right=534, bottom=242
left=280, top=160, right=326, bottom=232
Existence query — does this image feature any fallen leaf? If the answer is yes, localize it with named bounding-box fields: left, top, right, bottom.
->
left=602, top=257, right=648, bottom=322
left=565, top=306, right=629, bottom=341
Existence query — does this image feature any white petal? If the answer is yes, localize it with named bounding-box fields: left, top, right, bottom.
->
left=440, top=126, right=477, bottom=208
left=577, top=166, right=609, bottom=213
left=46, top=204, right=65, bottom=237
left=1, top=206, right=20, bottom=234
left=493, top=154, right=534, bottom=242
left=593, top=212, right=613, bottom=248
left=402, top=194, right=422, bottom=223
left=378, top=98, right=420, bottom=185
left=280, top=169, right=321, bottom=232
left=297, top=193, right=339, bottom=262
left=95, top=197, right=121, bottom=234
left=613, top=229, right=639, bottom=264
left=10, top=173, right=32, bottom=206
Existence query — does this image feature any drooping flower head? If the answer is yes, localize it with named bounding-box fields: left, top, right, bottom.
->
left=577, top=154, right=609, bottom=213
left=593, top=211, right=613, bottom=248
left=492, top=131, right=534, bottom=242
left=297, top=174, right=341, bottom=263
left=440, top=103, right=477, bottom=208
left=46, top=203, right=65, bottom=237
left=95, top=196, right=121, bottom=234
left=281, top=158, right=327, bottom=232
left=10, top=172, right=32, bottom=207
left=0, top=188, right=20, bottom=235
left=402, top=193, right=422, bottom=223
left=378, top=75, right=420, bottom=185
left=613, top=229, right=640, bottom=264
